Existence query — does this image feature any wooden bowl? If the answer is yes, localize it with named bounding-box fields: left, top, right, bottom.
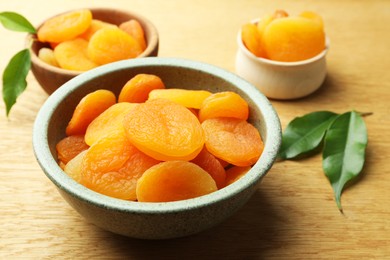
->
left=27, top=8, right=159, bottom=95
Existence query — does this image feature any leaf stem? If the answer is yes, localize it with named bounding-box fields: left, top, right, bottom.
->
left=356, top=111, right=373, bottom=117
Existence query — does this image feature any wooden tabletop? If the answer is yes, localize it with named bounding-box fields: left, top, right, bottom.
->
left=1, top=0, right=389, bottom=258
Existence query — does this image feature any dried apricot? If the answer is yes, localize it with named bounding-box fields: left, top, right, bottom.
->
left=87, top=27, right=143, bottom=65
left=80, top=19, right=117, bottom=41
left=262, top=16, right=325, bottom=62
left=118, top=74, right=165, bottom=103
left=299, top=11, right=324, bottom=29
left=66, top=89, right=116, bottom=136
left=191, top=147, right=226, bottom=189
left=123, top=98, right=205, bottom=161
left=257, top=10, right=288, bottom=38
left=136, top=161, right=217, bottom=202
left=273, top=9, right=289, bottom=19
left=198, top=91, right=249, bottom=122
left=64, top=150, right=87, bottom=183
left=225, top=165, right=251, bottom=185
left=256, top=14, right=274, bottom=39
left=37, top=9, right=92, bottom=43
left=54, top=38, right=98, bottom=71
left=148, top=89, right=212, bottom=109
left=202, top=118, right=263, bottom=166
left=241, top=23, right=266, bottom=58
left=85, top=102, right=138, bottom=146
left=82, top=132, right=159, bottom=200
left=56, top=135, right=89, bottom=165
left=38, top=47, right=59, bottom=67
left=119, top=19, right=147, bottom=51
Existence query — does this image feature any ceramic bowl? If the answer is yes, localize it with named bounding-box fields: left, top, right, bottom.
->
left=27, top=8, right=159, bottom=95
left=235, top=25, right=329, bottom=100
left=32, top=57, right=281, bottom=239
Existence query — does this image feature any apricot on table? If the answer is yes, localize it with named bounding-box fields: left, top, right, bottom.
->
left=136, top=161, right=218, bottom=202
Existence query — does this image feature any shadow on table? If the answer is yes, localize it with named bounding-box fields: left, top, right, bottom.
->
left=92, top=188, right=290, bottom=259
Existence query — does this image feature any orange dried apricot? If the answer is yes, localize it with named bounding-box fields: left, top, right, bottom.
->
left=56, top=135, right=89, bottom=165
left=119, top=19, right=147, bottom=51
left=123, top=98, right=205, bottom=161
left=262, top=16, right=325, bottom=62
left=118, top=74, right=165, bottom=103
left=84, top=102, right=138, bottom=146
left=202, top=118, right=263, bottom=167
left=87, top=27, right=143, bottom=65
left=49, top=42, right=59, bottom=49
left=257, top=10, right=288, bottom=38
left=241, top=23, right=266, bottom=58
left=37, top=9, right=92, bottom=43
left=225, top=165, right=251, bottom=186
left=256, top=14, right=274, bottom=39
left=38, top=47, right=59, bottom=67
left=198, top=91, right=249, bottom=122
left=81, top=131, right=159, bottom=200
left=136, top=161, right=217, bottom=202
left=272, top=9, right=289, bottom=19
left=54, top=38, right=98, bottom=71
left=148, top=89, right=212, bottom=109
left=63, top=150, right=87, bottom=183
left=191, top=147, right=226, bottom=189
left=66, top=89, right=116, bottom=136
left=299, top=11, right=324, bottom=29
left=79, top=19, right=117, bottom=41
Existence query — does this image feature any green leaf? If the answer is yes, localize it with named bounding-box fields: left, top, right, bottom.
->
left=2, top=48, right=31, bottom=116
left=322, top=111, right=368, bottom=212
left=0, top=11, right=36, bottom=33
left=278, top=111, right=338, bottom=159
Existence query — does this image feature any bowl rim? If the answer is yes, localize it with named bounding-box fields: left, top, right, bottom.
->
left=32, top=57, right=281, bottom=214
left=237, top=18, right=330, bottom=67
left=27, top=7, right=159, bottom=76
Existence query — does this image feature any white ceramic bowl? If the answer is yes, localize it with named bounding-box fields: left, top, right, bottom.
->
left=32, top=57, right=281, bottom=239
left=235, top=28, right=329, bottom=100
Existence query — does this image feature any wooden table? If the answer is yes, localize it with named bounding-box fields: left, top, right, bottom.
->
left=1, top=0, right=389, bottom=258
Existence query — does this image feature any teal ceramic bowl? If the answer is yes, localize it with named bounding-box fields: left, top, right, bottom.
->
left=32, top=57, right=281, bottom=239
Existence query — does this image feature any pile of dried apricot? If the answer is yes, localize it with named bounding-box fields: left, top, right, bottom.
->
left=56, top=73, right=264, bottom=202
left=37, top=9, right=147, bottom=71
left=241, top=9, right=326, bottom=62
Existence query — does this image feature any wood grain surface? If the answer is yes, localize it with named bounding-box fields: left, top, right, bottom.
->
left=1, top=0, right=389, bottom=259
